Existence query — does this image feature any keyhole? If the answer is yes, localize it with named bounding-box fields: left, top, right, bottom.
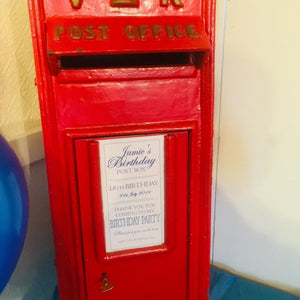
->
left=99, top=273, right=114, bottom=293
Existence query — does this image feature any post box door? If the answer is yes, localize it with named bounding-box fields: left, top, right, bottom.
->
left=74, top=131, right=189, bottom=299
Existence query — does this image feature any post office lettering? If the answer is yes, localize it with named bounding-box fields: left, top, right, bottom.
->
left=124, top=24, right=200, bottom=40
left=55, top=25, right=110, bottom=41
left=54, top=23, right=200, bottom=42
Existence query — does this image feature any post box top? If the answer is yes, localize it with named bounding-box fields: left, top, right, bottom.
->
left=43, top=1, right=211, bottom=65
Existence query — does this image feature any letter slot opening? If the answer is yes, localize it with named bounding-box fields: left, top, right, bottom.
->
left=59, top=52, right=205, bottom=70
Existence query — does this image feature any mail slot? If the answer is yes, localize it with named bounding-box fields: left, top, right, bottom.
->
left=28, top=0, right=215, bottom=299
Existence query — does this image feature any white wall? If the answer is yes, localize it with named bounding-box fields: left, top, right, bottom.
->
left=213, top=0, right=300, bottom=295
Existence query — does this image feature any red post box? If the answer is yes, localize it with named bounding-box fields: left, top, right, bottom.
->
left=28, top=0, right=215, bottom=299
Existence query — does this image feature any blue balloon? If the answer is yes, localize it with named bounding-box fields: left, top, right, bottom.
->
left=0, top=134, right=29, bottom=294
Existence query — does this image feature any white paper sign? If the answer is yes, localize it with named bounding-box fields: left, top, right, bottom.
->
left=99, top=135, right=165, bottom=253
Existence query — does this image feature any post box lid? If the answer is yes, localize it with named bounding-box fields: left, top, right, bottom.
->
left=46, top=16, right=211, bottom=57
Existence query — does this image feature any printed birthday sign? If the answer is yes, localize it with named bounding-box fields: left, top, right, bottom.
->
left=99, top=135, right=165, bottom=252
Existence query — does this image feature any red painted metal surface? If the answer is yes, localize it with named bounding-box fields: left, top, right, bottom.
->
left=27, top=0, right=215, bottom=299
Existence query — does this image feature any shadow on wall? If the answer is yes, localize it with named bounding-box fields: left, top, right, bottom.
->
left=0, top=159, right=57, bottom=300
left=212, top=190, right=300, bottom=297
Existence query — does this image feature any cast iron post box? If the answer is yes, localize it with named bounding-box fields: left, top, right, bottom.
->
left=28, top=0, right=215, bottom=299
